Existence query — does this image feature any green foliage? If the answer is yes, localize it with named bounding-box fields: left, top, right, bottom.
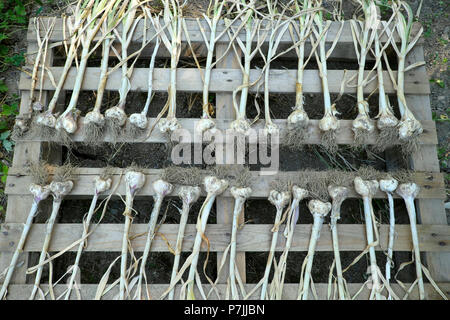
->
left=0, top=0, right=28, bottom=72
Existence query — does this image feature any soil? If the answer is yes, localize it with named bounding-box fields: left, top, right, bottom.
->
left=1, top=0, right=446, bottom=294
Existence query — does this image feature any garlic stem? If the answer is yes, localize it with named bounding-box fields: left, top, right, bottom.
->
left=0, top=185, right=50, bottom=299
left=328, top=185, right=349, bottom=300
left=29, top=200, right=62, bottom=300
left=168, top=186, right=201, bottom=300
left=396, top=182, right=425, bottom=300
left=260, top=190, right=290, bottom=300
left=300, top=200, right=331, bottom=300
left=379, top=177, right=398, bottom=300
left=135, top=180, right=173, bottom=300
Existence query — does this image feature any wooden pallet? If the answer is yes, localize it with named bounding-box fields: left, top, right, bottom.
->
left=0, top=17, right=449, bottom=300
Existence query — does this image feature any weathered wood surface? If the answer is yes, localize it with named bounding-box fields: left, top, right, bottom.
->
left=19, top=67, right=430, bottom=95
left=29, top=18, right=423, bottom=45
left=0, top=223, right=448, bottom=253
left=13, top=119, right=438, bottom=145
left=3, top=282, right=448, bottom=300
left=406, top=47, right=450, bottom=283
left=5, top=169, right=445, bottom=199
left=215, top=43, right=246, bottom=283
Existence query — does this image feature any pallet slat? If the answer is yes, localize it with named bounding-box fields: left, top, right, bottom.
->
left=3, top=283, right=448, bottom=300
left=28, top=19, right=423, bottom=44
left=1, top=223, right=448, bottom=253
left=14, top=119, right=438, bottom=145
left=19, top=67, right=430, bottom=95
left=5, top=170, right=445, bottom=199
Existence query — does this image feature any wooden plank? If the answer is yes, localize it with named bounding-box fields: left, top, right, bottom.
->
left=19, top=67, right=430, bottom=95
left=1, top=223, right=448, bottom=253
left=0, top=39, right=51, bottom=284
left=5, top=170, right=445, bottom=200
left=14, top=118, right=438, bottom=146
left=405, top=45, right=450, bottom=282
left=4, top=282, right=448, bottom=300
left=28, top=18, right=423, bottom=46
left=215, top=43, right=245, bottom=283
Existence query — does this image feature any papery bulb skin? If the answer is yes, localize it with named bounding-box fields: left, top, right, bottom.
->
left=230, top=187, right=252, bottom=200
left=105, top=106, right=127, bottom=127
left=308, top=199, right=332, bottom=218
left=56, top=111, right=79, bottom=134
left=158, top=117, right=181, bottom=133
left=36, top=111, right=57, bottom=128
left=204, top=176, right=228, bottom=196
left=292, top=185, right=308, bottom=201
left=94, top=176, right=112, bottom=194
left=129, top=113, right=148, bottom=130
left=396, top=182, right=420, bottom=200
left=377, top=111, right=398, bottom=130
left=268, top=190, right=291, bottom=211
left=353, top=112, right=375, bottom=133
left=84, top=110, right=105, bottom=126
left=49, top=180, right=74, bottom=201
left=153, top=179, right=173, bottom=198
left=125, top=171, right=146, bottom=196
left=287, top=108, right=309, bottom=130
left=379, top=177, right=398, bottom=194
left=32, top=101, right=44, bottom=112
left=179, top=186, right=201, bottom=206
left=319, top=114, right=340, bottom=132
left=195, top=118, right=216, bottom=135
left=354, top=177, right=379, bottom=198
left=398, top=118, right=423, bottom=141
left=264, top=122, right=279, bottom=136
left=230, top=118, right=251, bottom=136
left=29, top=183, right=51, bottom=202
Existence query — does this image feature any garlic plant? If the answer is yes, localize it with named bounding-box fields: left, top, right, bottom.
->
left=396, top=182, right=424, bottom=300
left=350, top=0, right=377, bottom=144
left=14, top=17, right=56, bottom=137
left=226, top=166, right=254, bottom=300
left=373, top=17, right=398, bottom=148
left=34, top=0, right=92, bottom=133
left=354, top=176, right=382, bottom=300
left=390, top=1, right=423, bottom=141
left=83, top=1, right=125, bottom=144
left=286, top=0, right=315, bottom=134
left=259, top=187, right=291, bottom=300
left=155, top=0, right=184, bottom=133
left=161, top=174, right=228, bottom=300
left=168, top=185, right=201, bottom=300
left=158, top=166, right=203, bottom=300
left=119, top=169, right=146, bottom=300
left=128, top=8, right=161, bottom=134
left=105, top=0, right=143, bottom=135
left=29, top=165, right=74, bottom=300
left=194, top=0, right=232, bottom=134
left=227, top=0, right=267, bottom=135
left=261, top=0, right=299, bottom=136
left=327, top=184, right=349, bottom=300
left=184, top=175, right=228, bottom=300
left=379, top=176, right=398, bottom=300
left=311, top=1, right=344, bottom=153
left=0, top=163, right=51, bottom=300
left=270, top=185, right=308, bottom=300
left=298, top=199, right=331, bottom=300
left=64, top=173, right=112, bottom=300
left=56, top=0, right=118, bottom=138
left=134, top=178, right=173, bottom=300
